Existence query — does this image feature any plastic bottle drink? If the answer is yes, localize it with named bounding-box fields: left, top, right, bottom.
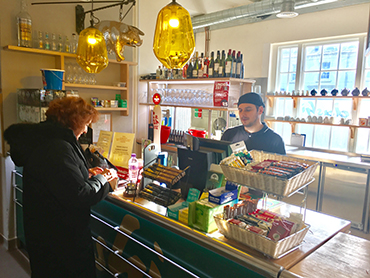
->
left=128, top=153, right=139, bottom=184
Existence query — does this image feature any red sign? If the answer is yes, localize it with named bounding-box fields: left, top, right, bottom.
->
left=153, top=93, right=161, bottom=105
left=213, top=81, right=230, bottom=107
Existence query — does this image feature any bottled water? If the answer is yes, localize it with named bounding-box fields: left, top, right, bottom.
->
left=128, top=153, right=139, bottom=184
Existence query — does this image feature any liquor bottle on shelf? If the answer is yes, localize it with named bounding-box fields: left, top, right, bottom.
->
left=203, top=54, right=210, bottom=78
left=235, top=51, right=241, bottom=79
left=232, top=50, right=237, bottom=78
left=186, top=60, right=193, bottom=79
left=192, top=51, right=199, bottom=78
left=44, top=32, right=50, bottom=50
left=208, top=51, right=214, bottom=78
left=64, top=36, right=71, bottom=53
left=198, top=53, right=204, bottom=78
left=71, top=33, right=78, bottom=54
left=57, top=34, right=63, bottom=52
left=17, top=0, right=32, bottom=48
left=214, top=50, right=221, bottom=78
left=156, top=66, right=162, bottom=79
left=240, top=53, right=244, bottom=79
left=51, top=33, right=57, bottom=51
left=225, top=49, right=233, bottom=77
left=219, top=50, right=225, bottom=77
left=37, top=31, right=44, bottom=49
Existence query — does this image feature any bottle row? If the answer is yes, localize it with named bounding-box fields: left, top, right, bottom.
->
left=33, top=31, right=78, bottom=53
left=155, top=49, right=245, bottom=80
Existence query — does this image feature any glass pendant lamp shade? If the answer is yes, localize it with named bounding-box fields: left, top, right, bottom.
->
left=153, top=0, right=195, bottom=69
left=76, top=26, right=109, bottom=73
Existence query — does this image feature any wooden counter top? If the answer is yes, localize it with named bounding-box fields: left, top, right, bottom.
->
left=289, top=232, right=370, bottom=277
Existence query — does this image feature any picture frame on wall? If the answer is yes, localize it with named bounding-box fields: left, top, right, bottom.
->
left=91, top=113, right=112, bottom=143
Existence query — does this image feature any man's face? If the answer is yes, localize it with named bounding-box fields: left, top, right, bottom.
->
left=238, top=103, right=263, bottom=128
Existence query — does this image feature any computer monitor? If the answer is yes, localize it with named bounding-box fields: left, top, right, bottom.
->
left=198, top=137, right=232, bottom=164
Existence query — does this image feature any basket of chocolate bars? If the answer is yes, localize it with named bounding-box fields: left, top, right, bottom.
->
left=220, top=150, right=318, bottom=197
left=214, top=208, right=310, bottom=259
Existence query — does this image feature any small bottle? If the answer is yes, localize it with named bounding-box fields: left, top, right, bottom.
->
left=57, top=34, right=63, bottom=52
left=71, top=33, right=78, bottom=54
left=38, top=31, right=44, bottom=49
left=17, top=0, right=32, bottom=48
left=128, top=153, right=139, bottom=184
left=51, top=33, right=57, bottom=51
left=64, top=36, right=71, bottom=53
left=44, top=32, right=50, bottom=50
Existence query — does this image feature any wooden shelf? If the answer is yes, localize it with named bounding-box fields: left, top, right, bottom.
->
left=139, top=103, right=238, bottom=111
left=140, top=77, right=255, bottom=84
left=65, top=83, right=127, bottom=91
left=265, top=119, right=370, bottom=138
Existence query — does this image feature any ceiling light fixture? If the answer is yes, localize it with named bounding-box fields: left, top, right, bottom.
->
left=277, top=0, right=299, bottom=18
left=76, top=0, right=109, bottom=73
left=153, top=0, right=195, bottom=69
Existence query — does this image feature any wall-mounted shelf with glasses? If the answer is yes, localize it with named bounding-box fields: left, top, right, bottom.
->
left=3, top=45, right=137, bottom=116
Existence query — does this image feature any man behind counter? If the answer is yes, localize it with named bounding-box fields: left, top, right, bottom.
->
left=221, top=92, right=286, bottom=155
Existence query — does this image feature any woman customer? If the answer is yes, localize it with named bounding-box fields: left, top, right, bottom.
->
left=4, top=96, right=118, bottom=278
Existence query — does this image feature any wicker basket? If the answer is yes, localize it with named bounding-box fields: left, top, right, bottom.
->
left=214, top=213, right=310, bottom=259
left=220, top=150, right=318, bottom=197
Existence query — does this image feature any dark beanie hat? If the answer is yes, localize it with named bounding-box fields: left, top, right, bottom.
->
left=237, top=92, right=265, bottom=108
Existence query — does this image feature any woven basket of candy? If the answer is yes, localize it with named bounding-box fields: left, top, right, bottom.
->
left=214, top=213, right=310, bottom=259
left=220, top=150, right=318, bottom=197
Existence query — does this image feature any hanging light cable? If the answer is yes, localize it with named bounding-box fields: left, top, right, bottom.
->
left=153, top=0, right=195, bottom=69
left=76, top=0, right=109, bottom=73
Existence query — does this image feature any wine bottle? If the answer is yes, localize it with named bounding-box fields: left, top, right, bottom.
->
left=198, top=53, right=204, bottom=78
left=203, top=54, right=210, bottom=78
left=214, top=50, right=220, bottom=78
left=232, top=50, right=237, bottom=78
left=225, top=49, right=233, bottom=77
left=219, top=50, right=225, bottom=77
left=240, top=53, right=244, bottom=79
left=186, top=60, right=193, bottom=79
left=235, top=51, right=241, bottom=79
left=192, top=51, right=199, bottom=78
left=209, top=51, right=214, bottom=78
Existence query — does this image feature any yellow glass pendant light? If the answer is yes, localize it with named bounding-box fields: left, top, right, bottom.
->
left=153, top=0, right=195, bottom=69
left=76, top=0, right=108, bottom=74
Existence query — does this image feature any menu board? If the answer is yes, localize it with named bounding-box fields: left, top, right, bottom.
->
left=96, top=131, right=113, bottom=158
left=109, top=132, right=135, bottom=168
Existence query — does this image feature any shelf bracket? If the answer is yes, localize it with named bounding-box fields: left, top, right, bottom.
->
left=292, top=97, right=297, bottom=109
left=267, top=96, right=274, bottom=108
left=353, top=98, right=358, bottom=111
left=350, top=126, right=355, bottom=139
left=291, top=122, right=296, bottom=134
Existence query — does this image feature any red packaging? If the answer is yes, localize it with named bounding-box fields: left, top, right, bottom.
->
left=213, top=81, right=230, bottom=107
left=251, top=160, right=275, bottom=170
left=267, top=219, right=294, bottom=242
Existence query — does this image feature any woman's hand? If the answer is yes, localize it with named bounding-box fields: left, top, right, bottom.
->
left=100, top=168, right=119, bottom=190
left=88, top=167, right=104, bottom=178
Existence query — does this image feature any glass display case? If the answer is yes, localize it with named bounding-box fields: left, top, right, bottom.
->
left=17, top=88, right=78, bottom=123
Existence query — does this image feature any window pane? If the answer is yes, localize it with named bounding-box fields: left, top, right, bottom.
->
left=289, top=48, right=298, bottom=72
left=330, top=126, right=349, bottom=151
left=333, top=99, right=352, bottom=119
left=280, top=49, right=290, bottom=72
left=366, top=55, right=370, bottom=68
left=339, top=42, right=358, bottom=69
left=320, top=71, right=336, bottom=91
left=296, top=124, right=314, bottom=147
left=337, top=71, right=356, bottom=91
left=279, top=73, right=288, bottom=91
left=358, top=99, right=370, bottom=118
left=299, top=99, right=316, bottom=118
left=365, top=70, right=370, bottom=88
left=313, top=125, right=330, bottom=149
left=303, top=72, right=319, bottom=91
left=355, top=128, right=370, bottom=154
left=315, top=99, right=333, bottom=117
left=284, top=98, right=294, bottom=116
left=322, top=44, right=339, bottom=70
left=287, top=73, right=296, bottom=92
left=305, top=46, right=322, bottom=71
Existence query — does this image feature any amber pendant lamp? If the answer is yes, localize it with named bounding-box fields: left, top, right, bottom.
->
left=76, top=0, right=109, bottom=73
left=153, top=0, right=195, bottom=69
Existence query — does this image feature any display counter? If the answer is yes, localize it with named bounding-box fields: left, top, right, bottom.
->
left=90, top=191, right=351, bottom=278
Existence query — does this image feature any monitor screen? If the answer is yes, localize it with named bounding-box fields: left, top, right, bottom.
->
left=198, top=137, right=232, bottom=164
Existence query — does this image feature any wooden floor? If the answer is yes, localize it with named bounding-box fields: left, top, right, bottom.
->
left=0, top=244, right=30, bottom=278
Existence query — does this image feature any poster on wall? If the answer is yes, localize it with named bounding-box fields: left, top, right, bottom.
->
left=91, top=113, right=112, bottom=143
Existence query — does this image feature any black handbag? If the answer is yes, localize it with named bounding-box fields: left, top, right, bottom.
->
left=84, top=147, right=117, bottom=171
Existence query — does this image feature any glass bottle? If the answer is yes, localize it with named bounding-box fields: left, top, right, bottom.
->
left=214, top=50, right=220, bottom=78
left=44, top=32, right=50, bottom=50
left=71, top=33, right=78, bottom=54
left=51, top=33, right=57, bottom=51
left=192, top=51, right=199, bottom=78
left=240, top=53, right=244, bottom=79
left=38, top=31, right=44, bottom=49
left=203, top=54, right=210, bottom=78
left=17, top=0, right=32, bottom=48
left=156, top=66, right=162, bottom=79
left=235, top=51, right=241, bottom=79
left=232, top=50, right=237, bottom=78
left=225, top=49, right=233, bottom=77
left=186, top=60, right=193, bottom=79
left=219, top=50, right=226, bottom=77
left=64, top=36, right=71, bottom=53
left=209, top=51, right=214, bottom=78
left=57, top=34, right=63, bottom=52
left=198, top=52, right=204, bottom=78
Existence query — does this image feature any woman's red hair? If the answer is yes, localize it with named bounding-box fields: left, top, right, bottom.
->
left=45, top=97, right=99, bottom=131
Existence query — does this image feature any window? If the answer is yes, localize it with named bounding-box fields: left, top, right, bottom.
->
left=270, top=35, right=368, bottom=153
